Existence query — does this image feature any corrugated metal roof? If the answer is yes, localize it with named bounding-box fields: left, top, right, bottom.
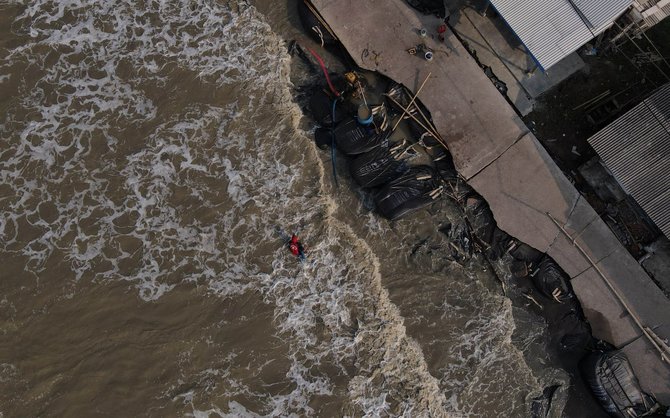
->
left=491, top=0, right=632, bottom=70
left=572, top=0, right=632, bottom=32
left=588, top=83, right=670, bottom=239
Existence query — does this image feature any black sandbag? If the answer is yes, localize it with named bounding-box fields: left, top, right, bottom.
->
left=560, top=333, right=590, bottom=352
left=436, top=166, right=459, bottom=181
left=386, top=83, right=433, bottom=123
left=445, top=220, right=473, bottom=259
left=556, top=310, right=591, bottom=352
left=297, top=0, right=338, bottom=45
left=434, top=154, right=456, bottom=172
left=350, top=144, right=408, bottom=188
left=438, top=167, right=474, bottom=203
left=309, top=89, right=342, bottom=127
left=581, top=350, right=658, bottom=418
left=333, top=118, right=382, bottom=155
left=381, top=194, right=436, bottom=221
left=509, top=241, right=544, bottom=262
left=486, top=227, right=512, bottom=261
left=314, top=127, right=331, bottom=149
left=531, top=257, right=572, bottom=303
left=464, top=196, right=495, bottom=245
left=374, top=166, right=440, bottom=220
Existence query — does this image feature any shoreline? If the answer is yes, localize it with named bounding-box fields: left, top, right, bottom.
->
left=299, top=0, right=670, bottom=415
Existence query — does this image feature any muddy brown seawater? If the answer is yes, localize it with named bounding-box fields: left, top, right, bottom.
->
left=0, top=1, right=573, bottom=416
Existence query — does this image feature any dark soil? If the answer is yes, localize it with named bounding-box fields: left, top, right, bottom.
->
left=524, top=19, right=670, bottom=174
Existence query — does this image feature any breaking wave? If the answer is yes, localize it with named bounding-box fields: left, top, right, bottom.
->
left=0, top=0, right=566, bottom=416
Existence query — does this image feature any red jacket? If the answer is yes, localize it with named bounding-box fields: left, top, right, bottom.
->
left=289, top=235, right=300, bottom=256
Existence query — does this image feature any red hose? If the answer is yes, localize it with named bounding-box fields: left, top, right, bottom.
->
left=306, top=46, right=340, bottom=97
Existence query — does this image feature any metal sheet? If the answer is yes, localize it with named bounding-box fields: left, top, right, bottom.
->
left=491, top=0, right=632, bottom=69
left=572, top=0, right=632, bottom=32
left=588, top=83, right=670, bottom=239
left=645, top=189, right=670, bottom=235
left=647, top=83, right=670, bottom=132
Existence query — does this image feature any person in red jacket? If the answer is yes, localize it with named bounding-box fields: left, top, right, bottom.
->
left=288, top=234, right=306, bottom=261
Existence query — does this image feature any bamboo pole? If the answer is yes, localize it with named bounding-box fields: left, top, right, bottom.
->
left=391, top=72, right=432, bottom=132
left=386, top=95, right=448, bottom=151
left=412, top=98, right=444, bottom=143
left=395, top=84, right=444, bottom=143
left=547, top=213, right=669, bottom=363
left=572, top=90, right=610, bottom=111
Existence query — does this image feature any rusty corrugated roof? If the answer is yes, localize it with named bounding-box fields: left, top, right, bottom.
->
left=588, top=83, right=670, bottom=238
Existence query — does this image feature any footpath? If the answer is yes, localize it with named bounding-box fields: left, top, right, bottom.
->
left=310, top=0, right=670, bottom=403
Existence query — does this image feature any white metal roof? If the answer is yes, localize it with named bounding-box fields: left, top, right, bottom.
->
left=572, top=0, right=632, bottom=31
left=491, top=0, right=632, bottom=70
left=588, top=83, right=670, bottom=239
